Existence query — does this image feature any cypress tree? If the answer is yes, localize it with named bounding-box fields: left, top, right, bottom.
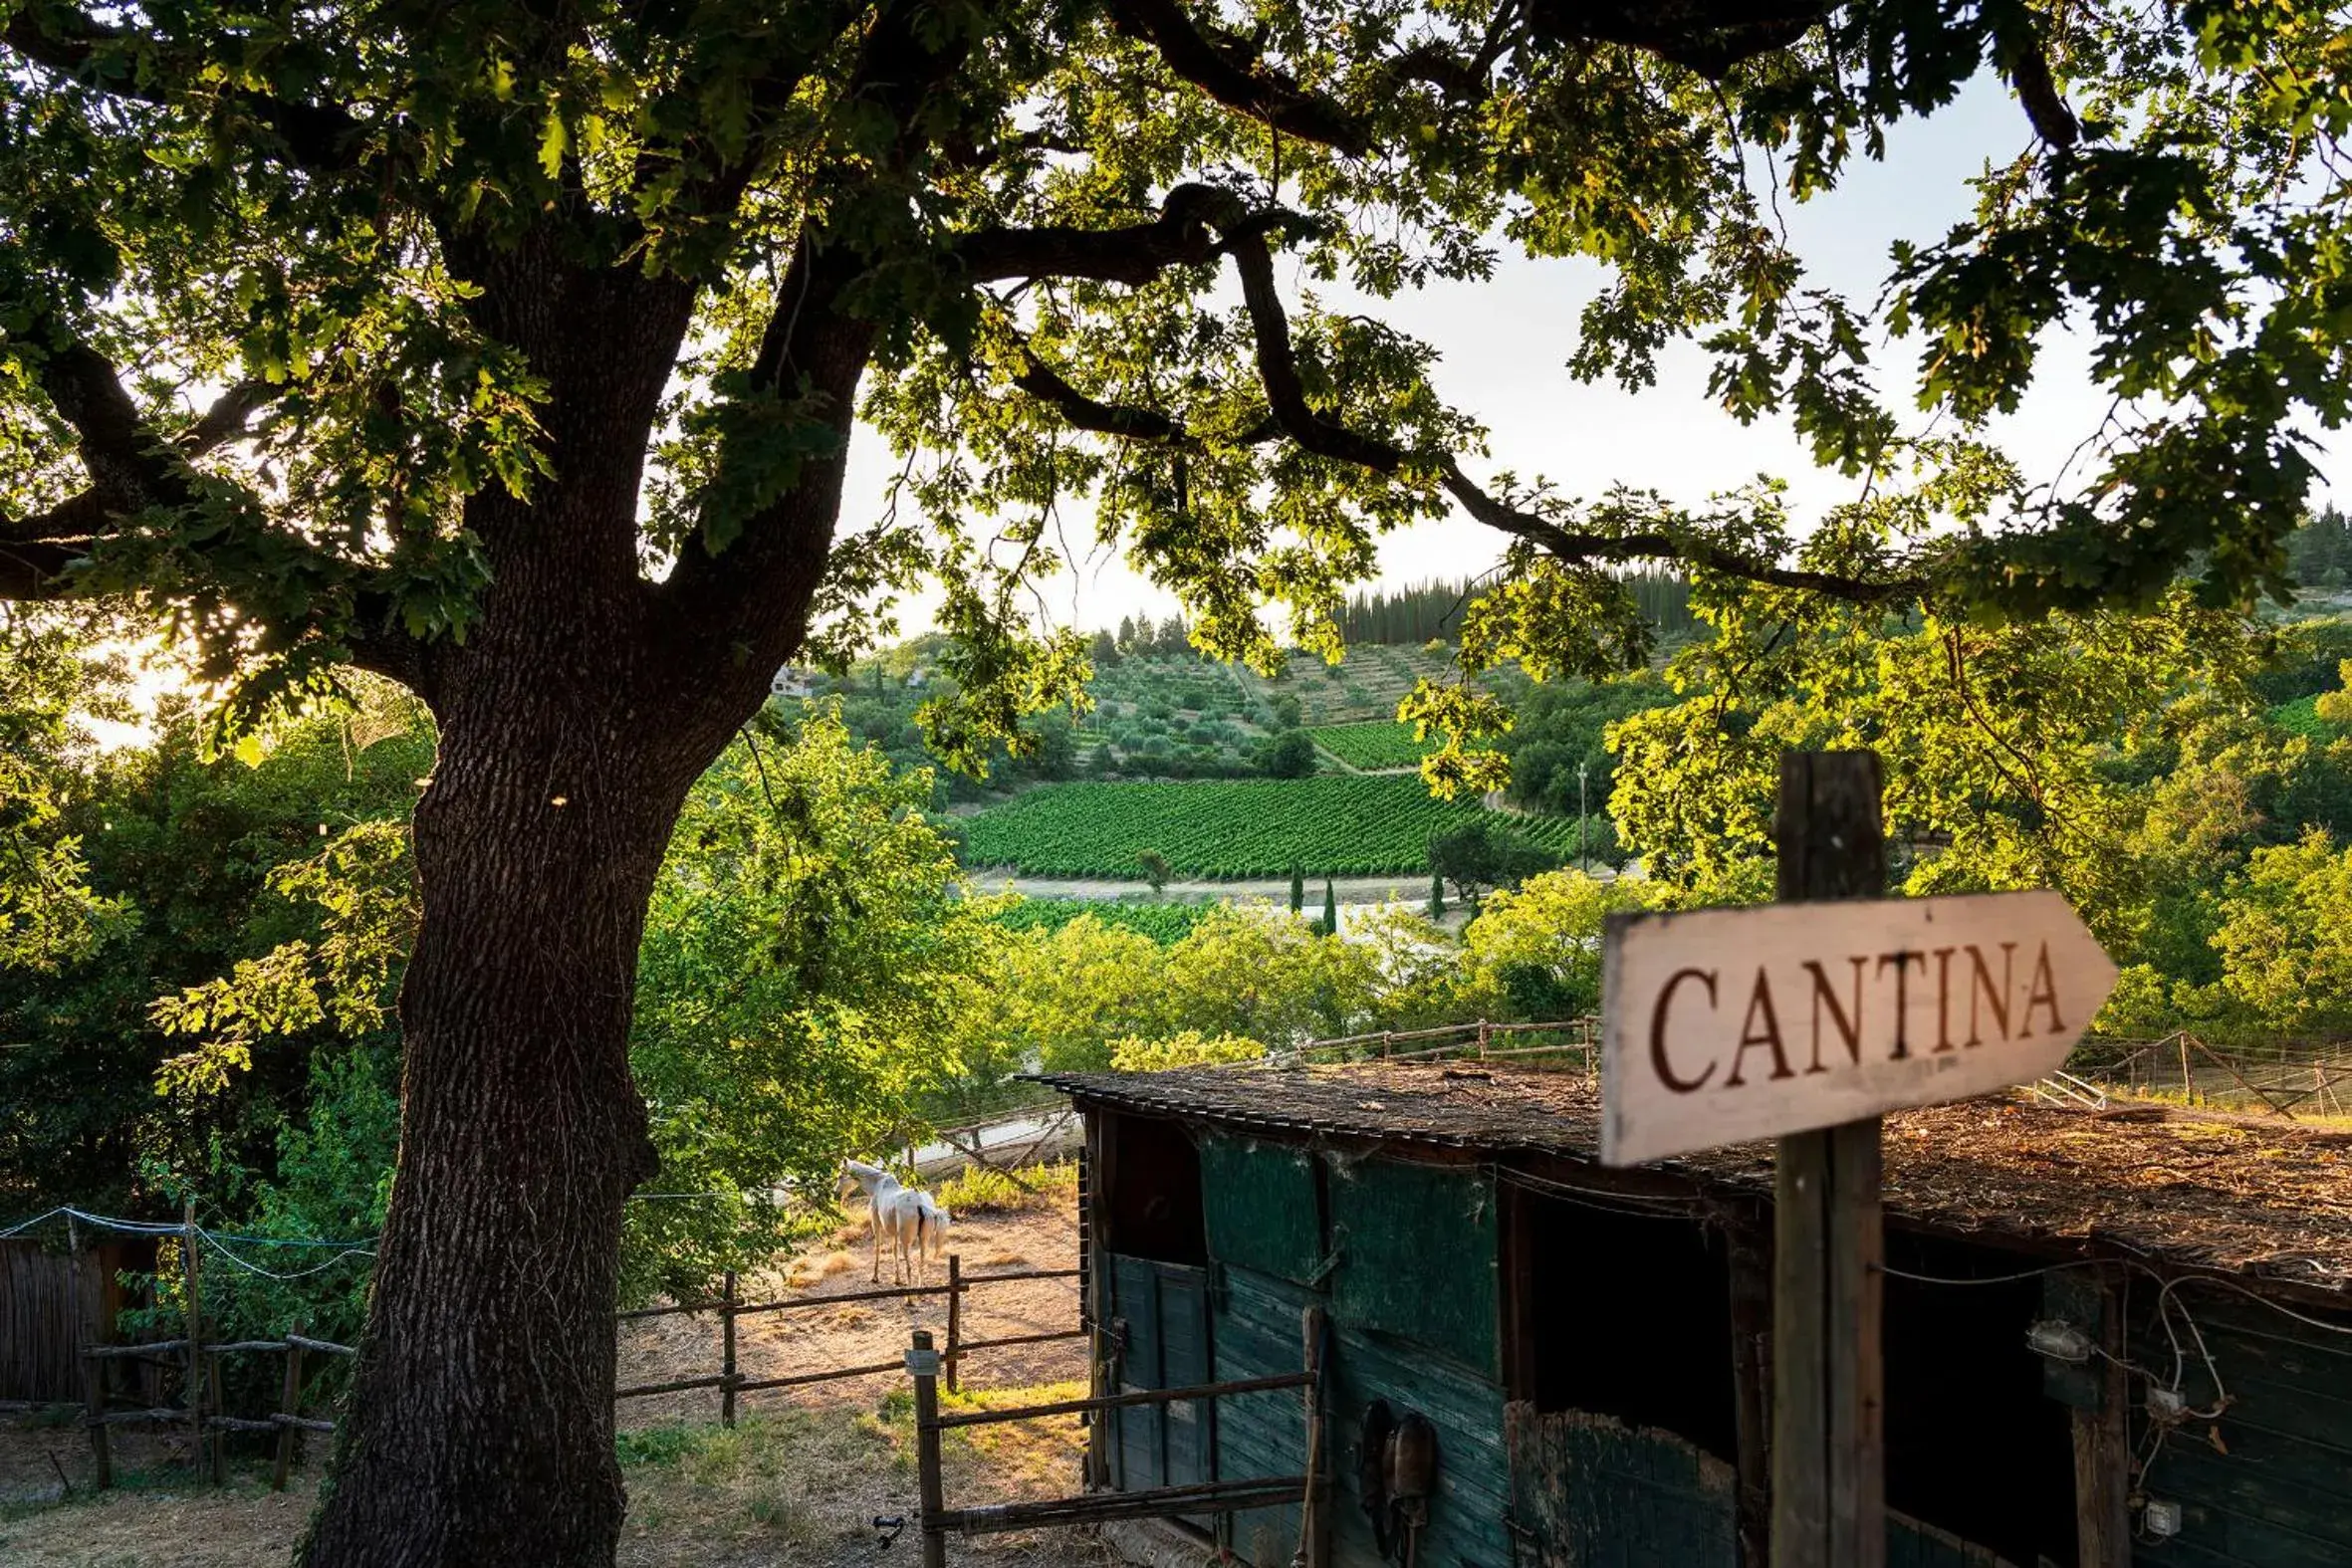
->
left=1321, top=878, right=1338, bottom=936
left=1428, top=872, right=1445, bottom=920
left=1290, top=868, right=1305, bottom=914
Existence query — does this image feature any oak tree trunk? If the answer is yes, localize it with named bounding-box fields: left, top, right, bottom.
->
left=288, top=223, right=860, bottom=1568
left=297, top=684, right=688, bottom=1565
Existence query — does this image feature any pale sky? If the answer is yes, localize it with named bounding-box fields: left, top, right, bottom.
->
left=833, top=73, right=2333, bottom=640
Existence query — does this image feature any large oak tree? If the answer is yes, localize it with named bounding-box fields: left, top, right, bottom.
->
left=3, top=0, right=2348, bottom=1560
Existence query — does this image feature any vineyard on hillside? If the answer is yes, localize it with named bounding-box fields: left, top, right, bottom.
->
left=958, top=778, right=1582, bottom=877
left=988, top=897, right=1217, bottom=942
left=1307, top=720, right=1435, bottom=770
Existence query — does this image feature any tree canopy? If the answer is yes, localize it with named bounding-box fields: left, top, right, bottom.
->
left=6, top=0, right=2351, bottom=739
left=10, top=0, right=2352, bottom=1559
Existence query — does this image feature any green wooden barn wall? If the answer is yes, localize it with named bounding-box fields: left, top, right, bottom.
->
left=1107, top=1254, right=1213, bottom=1498
left=1883, top=1511, right=2020, bottom=1567
left=1200, top=1132, right=1322, bottom=1284
left=1137, top=1118, right=2352, bottom=1568
left=1326, top=1154, right=1500, bottom=1379
left=1506, top=1403, right=1740, bottom=1568
left=1188, top=1140, right=1513, bottom=1568
left=2128, top=1293, right=2352, bottom=1568
left=1211, top=1263, right=1313, bottom=1567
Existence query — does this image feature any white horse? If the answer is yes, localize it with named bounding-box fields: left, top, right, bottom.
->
left=837, top=1159, right=951, bottom=1283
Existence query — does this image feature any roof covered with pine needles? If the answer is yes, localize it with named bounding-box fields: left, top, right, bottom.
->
left=1033, top=1061, right=2352, bottom=1302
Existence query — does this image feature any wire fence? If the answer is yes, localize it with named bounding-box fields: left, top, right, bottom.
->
left=2053, top=1031, right=2352, bottom=1120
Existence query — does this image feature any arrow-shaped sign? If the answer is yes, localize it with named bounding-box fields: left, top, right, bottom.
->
left=1600, top=889, right=2118, bottom=1166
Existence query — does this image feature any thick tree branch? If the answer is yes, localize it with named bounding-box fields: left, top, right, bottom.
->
left=1009, top=347, right=1281, bottom=446
left=0, top=333, right=158, bottom=598
left=1103, top=0, right=1373, bottom=156
left=1013, top=359, right=1190, bottom=443
left=3, top=376, right=280, bottom=596
left=27, top=334, right=183, bottom=516
left=1522, top=0, right=1828, bottom=78
left=997, top=219, right=1920, bottom=605
left=181, top=378, right=275, bottom=455
left=2005, top=34, right=2079, bottom=148
left=958, top=204, right=1215, bottom=284
left=955, top=184, right=1313, bottom=285
left=0, top=536, right=87, bottom=598
left=1237, top=226, right=1918, bottom=599
left=655, top=0, right=978, bottom=679
left=3, top=7, right=364, bottom=171
left=0, top=324, right=431, bottom=701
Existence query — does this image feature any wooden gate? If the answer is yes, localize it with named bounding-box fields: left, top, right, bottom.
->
left=1108, top=1255, right=1213, bottom=1496
left=1506, top=1403, right=1740, bottom=1568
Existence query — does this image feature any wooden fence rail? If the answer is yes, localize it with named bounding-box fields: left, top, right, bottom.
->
left=63, top=1251, right=1082, bottom=1494
left=1250, top=1015, right=1601, bottom=1071
left=77, top=1328, right=355, bottom=1492
left=612, top=1255, right=1083, bottom=1415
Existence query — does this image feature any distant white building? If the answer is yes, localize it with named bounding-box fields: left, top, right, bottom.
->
left=906, top=666, right=931, bottom=689
left=771, top=665, right=817, bottom=699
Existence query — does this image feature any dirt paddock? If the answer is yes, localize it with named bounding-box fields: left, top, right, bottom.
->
left=0, top=1187, right=1111, bottom=1567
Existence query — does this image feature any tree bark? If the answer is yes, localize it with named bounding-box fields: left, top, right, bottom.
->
left=297, top=684, right=683, bottom=1566
left=293, top=230, right=859, bottom=1562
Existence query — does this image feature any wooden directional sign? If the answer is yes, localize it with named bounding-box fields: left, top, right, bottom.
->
left=1600, top=889, right=2118, bottom=1166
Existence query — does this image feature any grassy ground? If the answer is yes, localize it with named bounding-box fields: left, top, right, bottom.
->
left=1, top=1171, right=1106, bottom=1567
left=0, top=1388, right=1112, bottom=1568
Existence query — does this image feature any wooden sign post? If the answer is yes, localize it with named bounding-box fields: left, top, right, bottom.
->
left=1596, top=752, right=2120, bottom=1568
left=1769, top=752, right=1888, bottom=1568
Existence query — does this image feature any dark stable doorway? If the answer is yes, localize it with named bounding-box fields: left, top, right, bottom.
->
left=1099, top=1111, right=1208, bottom=1266
left=1883, top=1230, right=2078, bottom=1567
left=1517, top=1184, right=1741, bottom=1462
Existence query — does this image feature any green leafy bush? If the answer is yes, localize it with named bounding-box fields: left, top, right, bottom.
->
left=1108, top=1030, right=1267, bottom=1071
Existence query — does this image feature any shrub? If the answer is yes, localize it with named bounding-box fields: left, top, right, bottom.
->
left=1109, top=1030, right=1268, bottom=1071
left=1255, top=729, right=1319, bottom=779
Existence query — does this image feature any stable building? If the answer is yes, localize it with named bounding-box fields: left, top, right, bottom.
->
left=1038, top=1059, right=2352, bottom=1568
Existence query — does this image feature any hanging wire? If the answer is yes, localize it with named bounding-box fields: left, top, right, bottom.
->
left=1496, top=1166, right=1705, bottom=1223
left=197, top=1231, right=377, bottom=1281
left=1876, top=1257, right=2112, bottom=1287
left=0, top=1206, right=71, bottom=1240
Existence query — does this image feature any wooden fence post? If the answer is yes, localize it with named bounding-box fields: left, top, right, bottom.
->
left=721, top=1270, right=739, bottom=1429
left=69, top=1215, right=112, bottom=1490
left=2072, top=1271, right=2131, bottom=1567
left=274, top=1324, right=305, bottom=1491
left=1769, top=751, right=1886, bottom=1568
left=180, top=1198, right=207, bottom=1481
left=1299, top=1304, right=1328, bottom=1567
left=910, top=1330, right=948, bottom=1568
left=945, top=1254, right=963, bottom=1395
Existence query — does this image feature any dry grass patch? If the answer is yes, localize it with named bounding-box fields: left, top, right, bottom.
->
left=0, top=1466, right=319, bottom=1568
left=617, top=1380, right=1107, bottom=1566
